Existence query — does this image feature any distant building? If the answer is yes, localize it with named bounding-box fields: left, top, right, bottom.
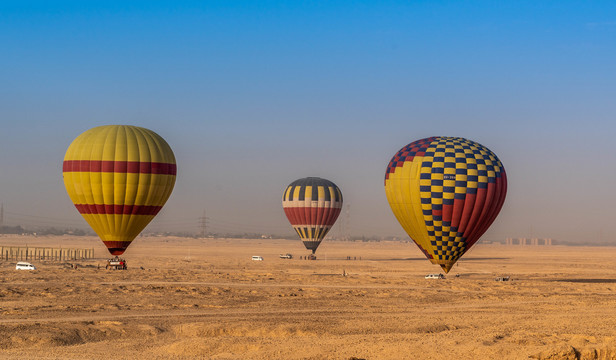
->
left=504, top=238, right=554, bottom=246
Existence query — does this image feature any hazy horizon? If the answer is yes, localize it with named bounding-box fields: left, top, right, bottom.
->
left=2, top=1, right=615, bottom=244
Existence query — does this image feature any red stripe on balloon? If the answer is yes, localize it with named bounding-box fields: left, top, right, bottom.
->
left=322, top=207, right=341, bottom=226
left=325, top=207, right=342, bottom=228
left=450, top=198, right=465, bottom=229
left=283, top=206, right=341, bottom=226
left=466, top=172, right=508, bottom=248
left=283, top=208, right=299, bottom=224
left=102, top=241, right=132, bottom=255
left=456, top=193, right=476, bottom=234
left=63, top=160, right=177, bottom=175
left=466, top=185, right=494, bottom=246
left=462, top=187, right=488, bottom=242
left=74, top=204, right=162, bottom=215
left=442, top=203, right=453, bottom=224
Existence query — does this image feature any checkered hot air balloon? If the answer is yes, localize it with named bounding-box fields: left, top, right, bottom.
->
left=63, top=125, right=177, bottom=256
left=282, top=177, right=343, bottom=255
left=384, top=137, right=507, bottom=273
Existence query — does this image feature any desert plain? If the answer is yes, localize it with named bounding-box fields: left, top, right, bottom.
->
left=1, top=235, right=616, bottom=359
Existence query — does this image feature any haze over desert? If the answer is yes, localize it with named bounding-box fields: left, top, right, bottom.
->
left=3, top=2, right=616, bottom=359
left=2, top=235, right=616, bottom=359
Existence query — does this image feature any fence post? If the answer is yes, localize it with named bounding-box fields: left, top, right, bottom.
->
left=0, top=246, right=93, bottom=262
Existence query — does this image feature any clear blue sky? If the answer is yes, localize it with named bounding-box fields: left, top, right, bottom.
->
left=1, top=1, right=615, bottom=243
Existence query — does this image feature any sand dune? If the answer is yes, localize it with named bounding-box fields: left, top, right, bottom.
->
left=1, top=235, right=616, bottom=359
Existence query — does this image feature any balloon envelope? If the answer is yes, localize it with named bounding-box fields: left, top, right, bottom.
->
left=282, top=177, right=343, bottom=254
left=384, top=137, right=507, bottom=272
left=63, top=125, right=177, bottom=255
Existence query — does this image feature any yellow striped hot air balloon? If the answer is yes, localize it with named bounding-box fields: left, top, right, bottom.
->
left=62, top=125, right=177, bottom=255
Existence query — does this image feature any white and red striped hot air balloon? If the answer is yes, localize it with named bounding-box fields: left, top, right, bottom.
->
left=282, top=177, right=343, bottom=255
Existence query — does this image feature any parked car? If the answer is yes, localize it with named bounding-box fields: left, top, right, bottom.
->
left=15, top=262, right=36, bottom=270
left=279, top=253, right=293, bottom=259
left=251, top=256, right=264, bottom=261
left=425, top=273, right=445, bottom=279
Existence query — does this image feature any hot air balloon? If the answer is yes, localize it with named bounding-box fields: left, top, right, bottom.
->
left=384, top=137, right=507, bottom=273
left=63, top=125, right=177, bottom=256
left=282, top=177, right=343, bottom=258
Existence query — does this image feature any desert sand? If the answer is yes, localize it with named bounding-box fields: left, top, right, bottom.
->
left=1, top=234, right=616, bottom=359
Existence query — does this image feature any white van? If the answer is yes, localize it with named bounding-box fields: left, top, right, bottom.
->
left=15, top=262, right=36, bottom=270
left=425, top=273, right=444, bottom=279
left=251, top=256, right=264, bottom=261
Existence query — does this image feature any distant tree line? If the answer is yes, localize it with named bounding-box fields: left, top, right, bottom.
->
left=1, top=224, right=406, bottom=243
left=0, top=225, right=25, bottom=234
left=0, top=225, right=93, bottom=236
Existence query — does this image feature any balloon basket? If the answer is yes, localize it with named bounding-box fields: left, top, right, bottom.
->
left=105, top=256, right=128, bottom=270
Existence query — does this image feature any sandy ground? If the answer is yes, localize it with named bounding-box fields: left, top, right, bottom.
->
left=1, top=235, right=616, bottom=360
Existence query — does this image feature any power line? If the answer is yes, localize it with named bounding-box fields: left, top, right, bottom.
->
left=199, top=210, right=208, bottom=238
left=337, top=204, right=350, bottom=240
left=345, top=204, right=350, bottom=239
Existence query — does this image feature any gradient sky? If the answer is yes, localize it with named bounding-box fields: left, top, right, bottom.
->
left=1, top=1, right=615, bottom=243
